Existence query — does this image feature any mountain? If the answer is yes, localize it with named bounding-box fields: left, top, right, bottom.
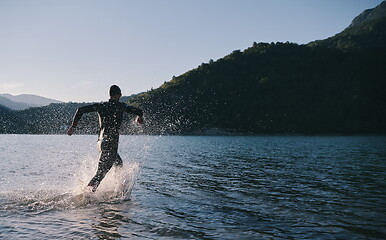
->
left=0, top=104, right=30, bottom=134
left=0, top=96, right=32, bottom=111
left=348, top=1, right=386, bottom=28
left=0, top=94, right=62, bottom=110
left=0, top=104, right=11, bottom=113
left=130, top=42, right=385, bottom=135
left=0, top=2, right=385, bottom=135
left=309, top=2, right=386, bottom=50
left=127, top=2, right=386, bottom=135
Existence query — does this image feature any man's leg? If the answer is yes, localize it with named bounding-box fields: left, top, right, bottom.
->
left=87, top=151, right=115, bottom=192
left=88, top=137, right=121, bottom=192
left=114, top=153, right=123, bottom=167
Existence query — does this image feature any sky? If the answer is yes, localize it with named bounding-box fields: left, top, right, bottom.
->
left=0, top=0, right=384, bottom=103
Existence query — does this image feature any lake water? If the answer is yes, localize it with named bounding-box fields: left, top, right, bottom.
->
left=0, top=135, right=385, bottom=239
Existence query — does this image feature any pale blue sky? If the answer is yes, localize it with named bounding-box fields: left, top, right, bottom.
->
left=0, top=0, right=383, bottom=102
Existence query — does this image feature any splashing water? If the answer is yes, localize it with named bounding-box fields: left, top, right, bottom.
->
left=1, top=157, right=141, bottom=213
left=0, top=135, right=156, bottom=215
left=74, top=161, right=141, bottom=201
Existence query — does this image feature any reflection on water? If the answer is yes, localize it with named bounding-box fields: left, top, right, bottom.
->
left=93, top=205, right=125, bottom=239
left=0, top=135, right=386, bottom=239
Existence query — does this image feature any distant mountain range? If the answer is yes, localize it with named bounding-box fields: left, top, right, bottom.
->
left=0, top=94, right=62, bottom=110
left=0, top=1, right=385, bottom=135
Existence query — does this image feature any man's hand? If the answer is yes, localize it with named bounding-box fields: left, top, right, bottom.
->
left=136, top=116, right=144, bottom=124
left=67, top=126, right=76, bottom=136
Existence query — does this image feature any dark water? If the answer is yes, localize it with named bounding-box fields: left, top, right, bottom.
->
left=0, top=135, right=385, bottom=239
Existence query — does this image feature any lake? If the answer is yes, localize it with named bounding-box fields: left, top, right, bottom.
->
left=0, top=135, right=385, bottom=239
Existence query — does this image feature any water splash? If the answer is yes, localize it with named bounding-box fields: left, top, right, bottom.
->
left=0, top=135, right=155, bottom=215
left=1, top=160, right=141, bottom=213
left=85, top=161, right=141, bottom=201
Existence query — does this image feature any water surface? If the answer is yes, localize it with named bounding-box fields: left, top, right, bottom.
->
left=1, top=135, right=385, bottom=239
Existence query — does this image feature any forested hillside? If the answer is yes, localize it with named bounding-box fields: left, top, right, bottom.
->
left=128, top=2, right=386, bottom=135
left=130, top=41, right=385, bottom=134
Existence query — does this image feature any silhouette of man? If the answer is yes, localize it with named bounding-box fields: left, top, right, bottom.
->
left=67, top=85, right=143, bottom=192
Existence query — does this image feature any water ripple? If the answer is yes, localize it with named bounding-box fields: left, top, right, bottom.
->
left=1, top=135, right=386, bottom=239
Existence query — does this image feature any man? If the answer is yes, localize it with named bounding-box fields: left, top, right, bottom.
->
left=67, top=85, right=143, bottom=192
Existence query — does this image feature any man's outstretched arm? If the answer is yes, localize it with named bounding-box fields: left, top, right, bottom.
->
left=125, top=105, right=144, bottom=124
left=67, top=104, right=99, bottom=136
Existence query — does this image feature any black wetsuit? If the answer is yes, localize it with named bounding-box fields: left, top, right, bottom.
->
left=71, top=99, right=143, bottom=190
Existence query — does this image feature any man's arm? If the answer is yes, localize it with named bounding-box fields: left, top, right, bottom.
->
left=67, top=104, right=100, bottom=136
left=124, top=105, right=144, bottom=124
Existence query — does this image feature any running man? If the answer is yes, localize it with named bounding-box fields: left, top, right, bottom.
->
left=67, top=85, right=143, bottom=192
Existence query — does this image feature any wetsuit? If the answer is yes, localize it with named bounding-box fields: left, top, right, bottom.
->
left=71, top=99, right=143, bottom=190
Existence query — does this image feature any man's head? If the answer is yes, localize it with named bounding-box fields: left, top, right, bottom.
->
left=109, top=85, right=122, bottom=99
